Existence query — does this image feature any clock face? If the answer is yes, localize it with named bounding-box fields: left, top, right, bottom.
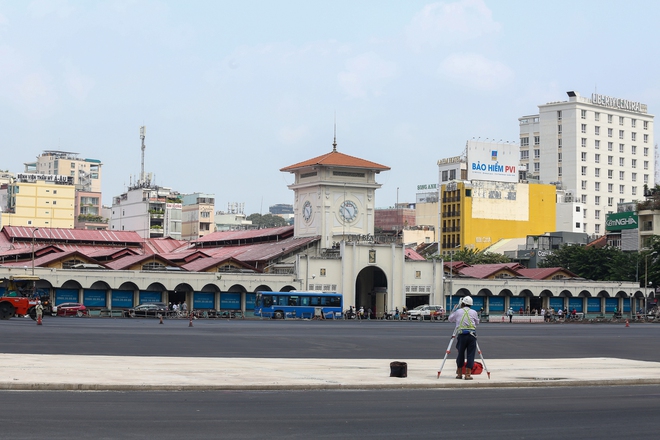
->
left=339, top=200, right=358, bottom=222
left=302, top=201, right=312, bottom=222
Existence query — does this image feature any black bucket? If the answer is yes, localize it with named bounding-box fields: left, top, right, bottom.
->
left=390, top=361, right=407, bottom=378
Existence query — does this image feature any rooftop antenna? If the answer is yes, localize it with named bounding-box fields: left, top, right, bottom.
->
left=332, top=113, right=337, bottom=152
left=140, top=126, right=146, bottom=185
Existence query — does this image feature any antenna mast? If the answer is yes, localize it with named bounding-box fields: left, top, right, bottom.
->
left=140, top=126, right=146, bottom=185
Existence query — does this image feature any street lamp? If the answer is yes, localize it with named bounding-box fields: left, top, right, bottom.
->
left=645, top=251, right=657, bottom=301
left=31, top=228, right=39, bottom=276
left=449, top=245, right=460, bottom=311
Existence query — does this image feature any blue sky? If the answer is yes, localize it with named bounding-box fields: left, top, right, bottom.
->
left=1, top=0, right=659, bottom=214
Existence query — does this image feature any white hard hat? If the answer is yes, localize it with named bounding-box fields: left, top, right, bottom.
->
left=461, top=296, right=473, bottom=306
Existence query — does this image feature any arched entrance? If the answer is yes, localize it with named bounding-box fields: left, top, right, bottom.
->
left=355, top=266, right=388, bottom=318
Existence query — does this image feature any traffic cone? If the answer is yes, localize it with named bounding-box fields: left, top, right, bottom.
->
left=189, top=314, right=193, bottom=327
left=37, top=315, right=42, bottom=325
left=625, top=319, right=629, bottom=327
left=159, top=315, right=163, bottom=324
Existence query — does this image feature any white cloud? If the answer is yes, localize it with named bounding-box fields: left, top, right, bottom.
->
left=338, top=52, right=398, bottom=99
left=438, top=53, right=513, bottom=91
left=406, top=0, right=501, bottom=51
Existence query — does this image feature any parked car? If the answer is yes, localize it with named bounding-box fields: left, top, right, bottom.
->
left=128, top=303, right=169, bottom=318
left=407, top=305, right=444, bottom=321
left=53, top=303, right=88, bottom=317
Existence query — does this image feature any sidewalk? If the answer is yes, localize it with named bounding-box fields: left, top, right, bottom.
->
left=2, top=354, right=660, bottom=391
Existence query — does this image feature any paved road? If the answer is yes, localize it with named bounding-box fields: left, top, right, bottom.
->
left=2, top=317, right=659, bottom=361
left=2, top=386, right=658, bottom=439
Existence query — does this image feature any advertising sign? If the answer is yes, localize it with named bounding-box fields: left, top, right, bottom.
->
left=83, top=289, right=106, bottom=307
left=193, top=292, right=214, bottom=309
left=549, top=298, right=564, bottom=310
left=220, top=293, right=241, bottom=310
left=246, top=293, right=256, bottom=310
left=605, top=298, right=619, bottom=312
left=509, top=297, right=525, bottom=312
left=568, top=298, right=583, bottom=312
left=139, top=291, right=162, bottom=304
left=112, top=291, right=133, bottom=308
left=587, top=297, right=601, bottom=312
left=466, top=140, right=518, bottom=183
left=605, top=212, right=638, bottom=231
left=55, top=289, right=78, bottom=305
left=489, top=297, right=504, bottom=312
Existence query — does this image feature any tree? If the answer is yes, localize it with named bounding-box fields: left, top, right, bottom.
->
left=246, top=213, right=288, bottom=229
left=429, top=247, right=511, bottom=265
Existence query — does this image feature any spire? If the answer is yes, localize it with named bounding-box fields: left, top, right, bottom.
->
left=332, top=113, right=337, bottom=152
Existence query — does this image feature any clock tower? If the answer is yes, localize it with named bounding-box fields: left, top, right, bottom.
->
left=280, top=140, right=390, bottom=250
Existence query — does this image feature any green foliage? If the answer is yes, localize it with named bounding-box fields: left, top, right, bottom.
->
left=247, top=213, right=289, bottom=228
left=429, top=247, right=511, bottom=265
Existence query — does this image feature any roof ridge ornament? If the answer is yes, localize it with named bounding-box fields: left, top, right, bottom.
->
left=332, top=114, right=337, bottom=152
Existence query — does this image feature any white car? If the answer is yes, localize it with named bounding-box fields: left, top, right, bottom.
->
left=407, top=305, right=444, bottom=320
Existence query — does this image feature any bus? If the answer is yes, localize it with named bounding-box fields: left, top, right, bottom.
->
left=254, top=291, right=343, bottom=319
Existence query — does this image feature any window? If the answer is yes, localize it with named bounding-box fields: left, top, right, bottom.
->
left=632, top=186, right=637, bottom=195
left=595, top=139, right=600, bottom=149
left=558, top=138, right=562, bottom=148
left=576, top=222, right=581, bottom=229
left=644, top=121, right=649, bottom=130
left=595, top=182, right=600, bottom=191
left=581, top=124, right=587, bottom=133
left=608, top=183, right=613, bottom=193
left=581, top=180, right=587, bottom=190
left=619, top=130, right=624, bottom=139
left=619, top=171, right=625, bottom=180
left=520, top=137, right=529, bottom=147
left=534, top=149, right=540, bottom=159
left=558, top=152, right=562, bottom=162
left=608, top=156, right=613, bottom=165
left=644, top=147, right=649, bottom=156
left=608, top=142, right=613, bottom=151
left=558, top=167, right=562, bottom=177
left=557, top=110, right=562, bottom=120
left=608, top=128, right=613, bottom=137
left=644, top=134, right=649, bottom=143
left=581, top=166, right=587, bottom=176
left=644, top=160, right=649, bottom=170
left=534, top=136, right=540, bottom=146
left=70, top=162, right=76, bottom=169
left=581, top=110, right=587, bottom=119
left=632, top=172, right=637, bottom=181
left=595, top=112, right=600, bottom=121
left=619, top=158, right=625, bottom=167
left=608, top=114, right=613, bottom=123
left=619, top=116, right=624, bottom=125
left=608, top=197, right=614, bottom=207
left=608, top=170, right=613, bottom=179
left=632, top=132, right=637, bottom=141
left=595, top=126, right=600, bottom=135
left=595, top=224, right=601, bottom=234
left=581, top=138, right=587, bottom=147
left=619, top=144, right=625, bottom=153
left=644, top=174, right=649, bottom=184
left=534, top=163, right=540, bottom=172
left=583, top=209, right=587, bottom=219
left=632, top=145, right=637, bottom=155
left=595, top=168, right=600, bottom=177
left=581, top=195, right=587, bottom=204
left=632, top=119, right=636, bottom=128
left=595, top=196, right=600, bottom=205
left=619, top=185, right=625, bottom=194
left=595, top=210, right=601, bottom=219
left=594, top=153, right=600, bottom=163
left=520, top=150, right=529, bottom=160
left=558, top=125, right=562, bottom=134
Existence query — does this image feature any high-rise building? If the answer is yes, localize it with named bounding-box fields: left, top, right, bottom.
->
left=24, top=150, right=105, bottom=230
left=519, top=91, right=654, bottom=237
left=181, top=193, right=215, bottom=240
left=110, top=185, right=182, bottom=239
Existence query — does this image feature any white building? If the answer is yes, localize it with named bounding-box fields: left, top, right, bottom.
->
left=110, top=185, right=182, bottom=239
left=519, top=91, right=655, bottom=237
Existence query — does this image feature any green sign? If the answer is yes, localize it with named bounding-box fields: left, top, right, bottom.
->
left=605, top=212, right=638, bottom=231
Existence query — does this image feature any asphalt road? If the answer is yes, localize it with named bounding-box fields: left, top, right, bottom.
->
left=1, top=316, right=659, bottom=361
left=2, top=317, right=659, bottom=439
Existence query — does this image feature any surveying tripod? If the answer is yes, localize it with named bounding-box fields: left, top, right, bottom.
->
left=437, top=326, right=491, bottom=379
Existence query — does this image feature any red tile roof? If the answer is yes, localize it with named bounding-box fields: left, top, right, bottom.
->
left=280, top=150, right=390, bottom=172
left=3, top=226, right=143, bottom=244
left=458, top=263, right=525, bottom=279
left=405, top=248, right=426, bottom=260
left=517, top=267, right=578, bottom=279
left=193, top=226, right=294, bottom=245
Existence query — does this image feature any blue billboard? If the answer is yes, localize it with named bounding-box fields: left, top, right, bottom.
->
left=83, top=289, right=106, bottom=307
left=112, top=290, right=133, bottom=308
left=568, top=297, right=583, bottom=312
left=220, top=292, right=241, bottom=310
left=587, top=298, right=601, bottom=312
left=549, top=297, right=564, bottom=310
left=509, top=297, right=525, bottom=313
left=193, top=292, right=215, bottom=309
left=489, top=297, right=504, bottom=312
left=139, top=291, right=162, bottom=304
left=605, top=298, right=619, bottom=312
left=55, top=289, right=78, bottom=305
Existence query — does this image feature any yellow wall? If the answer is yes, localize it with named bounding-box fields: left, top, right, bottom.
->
left=440, top=182, right=556, bottom=252
left=1, top=181, right=75, bottom=228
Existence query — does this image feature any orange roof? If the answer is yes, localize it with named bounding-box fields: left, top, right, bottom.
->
left=280, top=149, right=390, bottom=172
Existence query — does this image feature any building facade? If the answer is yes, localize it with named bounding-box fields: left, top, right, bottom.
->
left=181, top=193, right=215, bottom=241
left=519, top=91, right=655, bottom=237
left=110, top=185, right=182, bottom=239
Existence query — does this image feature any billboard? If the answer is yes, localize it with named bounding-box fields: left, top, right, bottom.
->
left=605, top=212, right=638, bottom=231
left=466, top=140, right=518, bottom=183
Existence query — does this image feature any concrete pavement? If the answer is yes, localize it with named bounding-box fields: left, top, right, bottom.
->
left=2, top=354, right=660, bottom=391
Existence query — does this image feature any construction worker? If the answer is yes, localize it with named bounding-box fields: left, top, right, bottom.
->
left=448, top=296, right=479, bottom=380
left=35, top=300, right=44, bottom=325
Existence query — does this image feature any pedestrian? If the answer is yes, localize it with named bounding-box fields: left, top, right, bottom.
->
left=507, top=307, right=514, bottom=323
left=448, top=296, right=480, bottom=380
left=35, top=300, right=44, bottom=324
left=358, top=306, right=364, bottom=320
left=367, top=307, right=372, bottom=320
left=394, top=307, right=400, bottom=320
left=181, top=301, right=188, bottom=316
